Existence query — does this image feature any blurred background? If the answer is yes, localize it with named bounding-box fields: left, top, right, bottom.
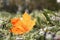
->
left=0, top=0, right=60, bottom=13
left=0, top=0, right=60, bottom=40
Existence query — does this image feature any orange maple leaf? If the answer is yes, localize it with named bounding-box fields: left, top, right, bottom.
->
left=10, top=12, right=36, bottom=35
